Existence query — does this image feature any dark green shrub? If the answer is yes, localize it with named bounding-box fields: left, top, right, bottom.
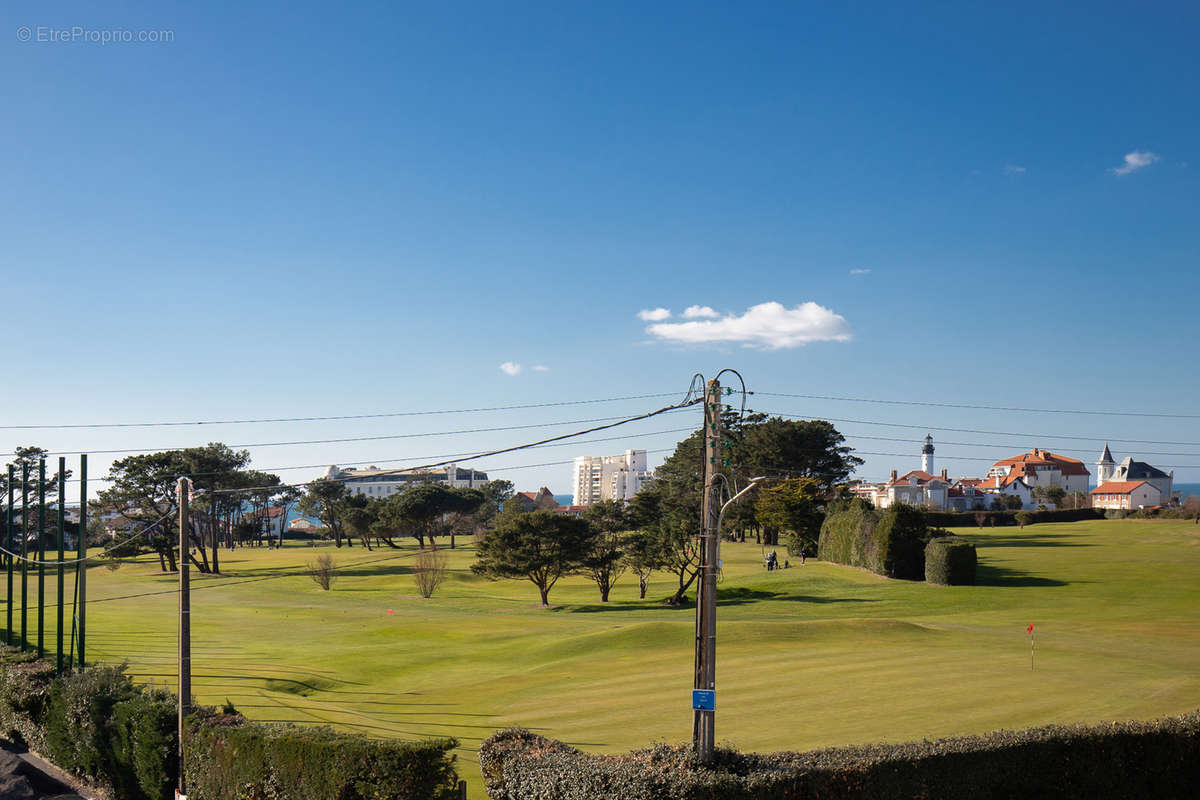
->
left=186, top=714, right=459, bottom=800
left=481, top=711, right=1200, bottom=800
left=111, top=687, right=178, bottom=799
left=819, top=503, right=934, bottom=580
left=871, top=505, right=928, bottom=579
left=925, top=537, right=977, bottom=585
left=817, top=499, right=878, bottom=567
left=0, top=647, right=55, bottom=750
left=43, top=664, right=138, bottom=786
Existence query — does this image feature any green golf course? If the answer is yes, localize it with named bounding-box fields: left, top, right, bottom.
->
left=50, top=517, right=1200, bottom=791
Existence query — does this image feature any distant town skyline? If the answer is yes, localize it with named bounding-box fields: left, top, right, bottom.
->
left=3, top=1, right=1197, bottom=501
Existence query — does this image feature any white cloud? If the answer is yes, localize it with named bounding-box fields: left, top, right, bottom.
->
left=1111, top=151, right=1160, bottom=175
left=499, top=362, right=522, bottom=376
left=637, top=307, right=672, bottom=321
left=682, top=305, right=719, bottom=319
left=1004, top=165, right=1027, bottom=175
left=645, top=301, right=852, bottom=350
left=532, top=365, right=550, bottom=372
left=849, top=268, right=872, bottom=275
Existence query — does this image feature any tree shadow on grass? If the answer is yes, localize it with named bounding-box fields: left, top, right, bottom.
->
left=558, top=588, right=879, bottom=613
left=972, top=533, right=1093, bottom=548
left=974, top=563, right=1070, bottom=587
left=221, top=561, right=415, bottom=580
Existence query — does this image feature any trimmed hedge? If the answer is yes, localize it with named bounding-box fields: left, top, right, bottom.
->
left=0, top=649, right=176, bottom=799
left=817, top=502, right=936, bottom=580
left=0, top=648, right=460, bottom=800
left=870, top=505, right=927, bottom=579
left=480, top=711, right=1200, bottom=800
left=815, top=499, right=878, bottom=568
left=186, top=714, right=460, bottom=800
left=924, top=536, right=977, bottom=585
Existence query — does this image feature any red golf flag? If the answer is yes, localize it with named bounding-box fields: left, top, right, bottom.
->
left=1027, top=623, right=1034, bottom=633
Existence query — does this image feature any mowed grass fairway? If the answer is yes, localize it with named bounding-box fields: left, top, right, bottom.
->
left=59, top=518, right=1200, bottom=790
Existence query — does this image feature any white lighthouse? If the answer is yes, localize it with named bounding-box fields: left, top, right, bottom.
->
left=921, top=434, right=935, bottom=475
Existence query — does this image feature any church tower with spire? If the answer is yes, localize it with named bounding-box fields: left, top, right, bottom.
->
left=1096, top=443, right=1115, bottom=486
left=922, top=434, right=935, bottom=475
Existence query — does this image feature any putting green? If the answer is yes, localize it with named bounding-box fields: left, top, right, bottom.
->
left=36, top=518, right=1200, bottom=792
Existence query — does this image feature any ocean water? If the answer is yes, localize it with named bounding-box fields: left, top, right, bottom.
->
left=1174, top=483, right=1200, bottom=500
left=553, top=494, right=573, bottom=507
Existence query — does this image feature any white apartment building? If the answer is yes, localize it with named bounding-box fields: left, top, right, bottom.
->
left=322, top=463, right=488, bottom=499
left=572, top=449, right=650, bottom=506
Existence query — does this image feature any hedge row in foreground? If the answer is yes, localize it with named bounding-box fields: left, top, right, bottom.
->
left=0, top=647, right=459, bottom=800
left=0, top=648, right=176, bottom=799
left=480, top=711, right=1200, bottom=800
left=186, top=714, right=460, bottom=800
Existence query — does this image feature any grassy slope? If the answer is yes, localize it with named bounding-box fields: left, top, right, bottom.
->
left=30, top=518, right=1200, bottom=791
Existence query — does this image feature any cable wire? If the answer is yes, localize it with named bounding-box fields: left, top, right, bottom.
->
left=756, top=391, right=1200, bottom=420
left=0, top=410, right=693, bottom=459
left=0, top=392, right=681, bottom=430
left=208, top=397, right=702, bottom=495
left=760, top=410, right=1200, bottom=448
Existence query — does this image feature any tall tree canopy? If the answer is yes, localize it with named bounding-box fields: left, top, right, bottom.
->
left=580, top=500, right=631, bottom=602
left=734, top=416, right=863, bottom=489
left=98, top=443, right=262, bottom=572
left=472, top=510, right=596, bottom=606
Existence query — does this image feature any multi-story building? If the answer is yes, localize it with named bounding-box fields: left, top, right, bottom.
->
left=1095, top=444, right=1175, bottom=501
left=986, top=448, right=1090, bottom=494
left=571, top=449, right=650, bottom=506
left=322, top=463, right=488, bottom=499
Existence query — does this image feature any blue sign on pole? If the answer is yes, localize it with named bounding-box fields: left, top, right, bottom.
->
left=692, top=690, right=715, bottom=711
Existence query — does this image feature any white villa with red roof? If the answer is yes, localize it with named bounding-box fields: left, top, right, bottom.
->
left=984, top=447, right=1090, bottom=494
left=1090, top=444, right=1177, bottom=510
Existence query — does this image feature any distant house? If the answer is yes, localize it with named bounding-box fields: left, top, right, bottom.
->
left=323, top=463, right=488, bottom=499
left=552, top=505, right=588, bottom=518
left=1096, top=444, right=1176, bottom=504
left=1090, top=480, right=1164, bottom=510
left=512, top=487, right=559, bottom=513
left=288, top=518, right=318, bottom=533
left=875, top=469, right=950, bottom=509
left=986, top=448, right=1090, bottom=494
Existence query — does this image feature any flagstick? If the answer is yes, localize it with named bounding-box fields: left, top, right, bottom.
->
left=1031, top=629, right=1035, bottom=672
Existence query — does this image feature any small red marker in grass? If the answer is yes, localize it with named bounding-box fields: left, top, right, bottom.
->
left=387, top=609, right=394, bottom=615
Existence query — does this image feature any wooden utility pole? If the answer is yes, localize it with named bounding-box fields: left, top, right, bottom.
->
left=177, top=477, right=192, bottom=800
left=693, top=377, right=722, bottom=764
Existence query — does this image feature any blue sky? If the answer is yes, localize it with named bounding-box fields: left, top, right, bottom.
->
left=3, top=1, right=1198, bottom=502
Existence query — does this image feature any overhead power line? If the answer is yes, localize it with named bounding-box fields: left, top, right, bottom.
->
left=0, top=410, right=693, bottom=459
left=839, top=432, right=1200, bottom=459
left=761, top=410, right=1200, bottom=447
left=0, top=392, right=680, bottom=431
left=208, top=395, right=704, bottom=495
left=46, top=425, right=698, bottom=484
left=757, top=392, right=1200, bottom=420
